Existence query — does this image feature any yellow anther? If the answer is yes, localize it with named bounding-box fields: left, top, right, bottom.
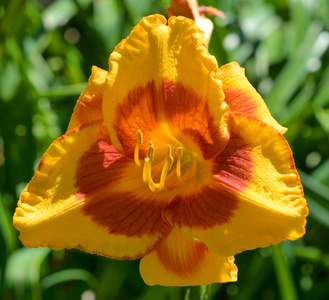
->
left=142, top=141, right=154, bottom=183
left=176, top=147, right=183, bottom=182
left=142, top=141, right=158, bottom=190
left=134, top=130, right=143, bottom=167
left=147, top=141, right=154, bottom=161
left=167, top=145, right=174, bottom=171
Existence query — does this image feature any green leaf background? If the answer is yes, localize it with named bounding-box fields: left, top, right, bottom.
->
left=1, top=0, right=328, bottom=299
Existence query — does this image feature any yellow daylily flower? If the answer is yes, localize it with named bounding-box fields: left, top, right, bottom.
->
left=13, top=15, right=308, bottom=286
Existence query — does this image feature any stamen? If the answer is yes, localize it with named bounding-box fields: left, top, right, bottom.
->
left=158, top=145, right=174, bottom=191
left=134, top=130, right=143, bottom=167
left=174, top=148, right=198, bottom=184
left=135, top=129, right=200, bottom=192
left=142, top=141, right=155, bottom=184
left=142, top=143, right=173, bottom=192
left=142, top=158, right=148, bottom=183
left=143, top=158, right=159, bottom=192
left=176, top=147, right=183, bottom=182
left=142, top=141, right=160, bottom=192
left=148, top=141, right=155, bottom=160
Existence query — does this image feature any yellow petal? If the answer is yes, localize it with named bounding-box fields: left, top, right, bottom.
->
left=67, top=66, right=107, bottom=131
left=163, top=112, right=307, bottom=256
left=14, top=120, right=171, bottom=259
left=217, top=62, right=286, bottom=133
left=103, top=15, right=229, bottom=160
left=139, top=228, right=237, bottom=286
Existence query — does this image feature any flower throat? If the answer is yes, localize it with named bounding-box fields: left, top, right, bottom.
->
left=134, top=130, right=197, bottom=192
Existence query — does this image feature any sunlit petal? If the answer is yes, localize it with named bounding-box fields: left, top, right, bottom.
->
left=217, top=62, right=286, bottom=133
left=67, top=66, right=107, bottom=131
left=139, top=228, right=237, bottom=286
left=103, top=15, right=229, bottom=160
left=14, top=120, right=171, bottom=259
left=163, top=112, right=307, bottom=256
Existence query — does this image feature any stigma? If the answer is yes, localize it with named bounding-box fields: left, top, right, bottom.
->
left=134, top=130, right=198, bottom=192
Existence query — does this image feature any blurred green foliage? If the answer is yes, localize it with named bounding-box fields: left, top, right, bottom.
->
left=0, top=0, right=329, bottom=299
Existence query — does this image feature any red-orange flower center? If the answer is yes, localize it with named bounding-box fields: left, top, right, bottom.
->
left=108, top=79, right=224, bottom=194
